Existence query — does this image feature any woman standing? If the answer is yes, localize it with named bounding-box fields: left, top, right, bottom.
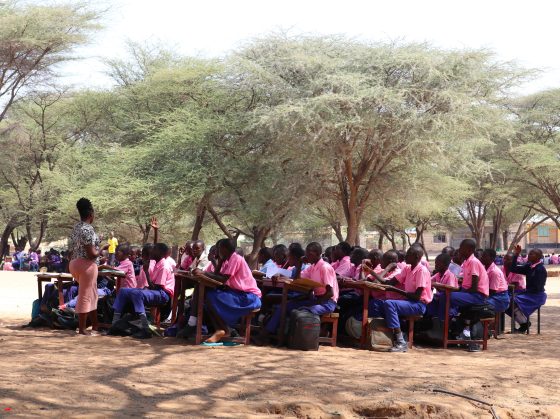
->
left=68, top=198, right=103, bottom=335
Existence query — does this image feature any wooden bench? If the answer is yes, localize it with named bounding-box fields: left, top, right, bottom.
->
left=318, top=313, right=339, bottom=347
left=444, top=317, right=494, bottom=350
left=526, top=307, right=542, bottom=335
left=222, top=309, right=261, bottom=346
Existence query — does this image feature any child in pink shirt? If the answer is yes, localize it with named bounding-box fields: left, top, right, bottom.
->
left=136, top=244, right=155, bottom=289
left=425, top=253, right=457, bottom=317
left=193, top=238, right=261, bottom=345
left=330, top=242, right=354, bottom=277
left=502, top=253, right=526, bottom=290
left=481, top=249, right=509, bottom=312
left=368, top=245, right=432, bottom=352
left=115, top=244, right=136, bottom=289
left=263, top=242, right=338, bottom=338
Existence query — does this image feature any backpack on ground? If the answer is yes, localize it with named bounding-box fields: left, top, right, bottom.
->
left=367, top=317, right=394, bottom=352
left=287, top=308, right=320, bottom=351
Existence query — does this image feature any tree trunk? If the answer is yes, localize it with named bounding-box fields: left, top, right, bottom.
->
left=502, top=230, right=509, bottom=251
left=490, top=206, right=504, bottom=249
left=331, top=221, right=344, bottom=243
left=246, top=227, right=270, bottom=269
left=0, top=217, right=18, bottom=256
left=207, top=205, right=234, bottom=240
left=191, top=201, right=206, bottom=240
left=507, top=216, right=549, bottom=252
left=345, top=214, right=360, bottom=246
left=377, top=234, right=383, bottom=251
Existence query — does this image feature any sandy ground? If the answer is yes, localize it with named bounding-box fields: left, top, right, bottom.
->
left=0, top=272, right=559, bottom=418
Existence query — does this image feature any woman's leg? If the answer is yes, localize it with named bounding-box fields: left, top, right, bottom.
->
left=78, top=313, right=88, bottom=334
left=89, top=309, right=98, bottom=331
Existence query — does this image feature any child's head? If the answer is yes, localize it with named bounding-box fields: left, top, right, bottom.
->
left=405, top=245, right=424, bottom=267
left=381, top=250, right=398, bottom=269
left=350, top=247, right=368, bottom=266
left=305, top=242, right=323, bottom=264
left=141, top=243, right=153, bottom=262
left=323, top=246, right=334, bottom=263
left=272, top=244, right=288, bottom=265
left=287, top=243, right=305, bottom=266
left=192, top=240, right=205, bottom=259
left=184, top=241, right=193, bottom=257
left=503, top=252, right=514, bottom=266
left=258, top=247, right=272, bottom=264
left=368, top=249, right=383, bottom=267
left=480, top=248, right=496, bottom=269
left=441, top=246, right=455, bottom=257
left=152, top=243, right=168, bottom=261
left=528, top=248, right=543, bottom=264
left=474, top=248, right=484, bottom=260
left=458, top=239, right=476, bottom=263
left=208, top=244, right=217, bottom=262
left=116, top=244, right=130, bottom=262
left=434, top=253, right=451, bottom=274
left=217, top=238, right=236, bottom=260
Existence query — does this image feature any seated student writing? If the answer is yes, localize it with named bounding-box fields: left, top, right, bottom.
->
left=481, top=249, right=510, bottom=313
left=271, top=244, right=289, bottom=268
left=437, top=239, right=489, bottom=343
left=501, top=252, right=526, bottom=291
left=191, top=238, right=262, bottom=345
left=424, top=252, right=457, bottom=317
left=506, top=245, right=547, bottom=333
left=113, top=244, right=137, bottom=289
left=136, top=244, right=154, bottom=289
left=110, top=242, right=175, bottom=339
left=367, top=245, right=432, bottom=352
left=255, top=247, right=274, bottom=278
left=263, top=242, right=339, bottom=339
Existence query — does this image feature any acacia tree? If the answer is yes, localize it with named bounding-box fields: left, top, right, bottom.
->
left=239, top=35, right=524, bottom=245
left=0, top=1, right=99, bottom=122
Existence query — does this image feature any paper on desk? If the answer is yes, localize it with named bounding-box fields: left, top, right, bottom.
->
left=265, top=265, right=292, bottom=278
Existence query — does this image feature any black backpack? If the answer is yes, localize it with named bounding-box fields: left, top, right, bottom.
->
left=287, top=308, right=320, bottom=351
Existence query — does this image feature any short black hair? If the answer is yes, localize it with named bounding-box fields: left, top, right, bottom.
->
left=116, top=243, right=130, bottom=256
left=407, top=246, right=424, bottom=259
left=217, top=238, right=236, bottom=254
left=289, top=244, right=305, bottom=259
left=76, top=198, right=93, bottom=220
left=337, top=241, right=352, bottom=256
left=307, top=242, right=322, bottom=255
left=272, top=244, right=288, bottom=255
left=368, top=249, right=383, bottom=261
left=442, top=246, right=455, bottom=256
left=435, top=252, right=451, bottom=265
left=258, top=247, right=273, bottom=260
left=483, top=248, right=497, bottom=261
left=460, top=239, right=476, bottom=252
left=383, top=250, right=398, bottom=264
left=154, top=242, right=168, bottom=255
left=397, top=250, right=406, bottom=262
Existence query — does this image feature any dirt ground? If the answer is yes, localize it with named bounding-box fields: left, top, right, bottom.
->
left=0, top=272, right=559, bottom=418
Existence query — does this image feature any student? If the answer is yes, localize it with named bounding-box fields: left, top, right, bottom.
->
left=551, top=253, right=558, bottom=265
left=448, top=249, right=463, bottom=278
left=336, top=247, right=369, bottom=324
left=192, top=238, right=261, bottom=344
left=367, top=249, right=384, bottom=271
left=501, top=253, right=525, bottom=291
left=361, top=250, right=402, bottom=304
left=136, top=244, right=154, bottom=289
left=331, top=242, right=354, bottom=277
left=368, top=245, right=432, bottom=352
left=107, top=231, right=118, bottom=266
left=474, top=248, right=484, bottom=260
left=257, top=247, right=275, bottom=275
left=180, top=241, right=193, bottom=270
left=441, top=246, right=455, bottom=256
left=396, top=250, right=407, bottom=270
left=424, top=253, right=457, bottom=317
left=506, top=245, right=547, bottom=333
left=110, top=242, right=175, bottom=339
left=438, top=239, right=489, bottom=341
left=264, top=242, right=339, bottom=337
left=271, top=244, right=288, bottom=268
left=28, top=249, right=39, bottom=272
left=187, top=240, right=209, bottom=271
left=323, top=246, right=334, bottom=264
left=481, top=249, right=509, bottom=313
left=115, top=244, right=136, bottom=289
left=131, top=247, right=143, bottom=277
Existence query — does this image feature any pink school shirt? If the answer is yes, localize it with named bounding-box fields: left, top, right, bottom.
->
left=117, top=258, right=136, bottom=289
left=221, top=252, right=262, bottom=298
left=164, top=256, right=176, bottom=271
left=431, top=270, right=458, bottom=288
left=331, top=256, right=354, bottom=277
left=370, top=265, right=402, bottom=300
left=151, top=258, right=175, bottom=297
left=397, top=262, right=407, bottom=270
left=301, top=258, right=339, bottom=302
left=394, top=264, right=433, bottom=304
left=551, top=255, right=558, bottom=264
left=487, top=263, right=508, bottom=292
left=136, top=260, right=156, bottom=289
left=180, top=254, right=193, bottom=270
left=461, top=254, right=490, bottom=296
left=501, top=265, right=526, bottom=290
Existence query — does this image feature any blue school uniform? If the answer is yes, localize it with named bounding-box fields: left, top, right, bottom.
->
left=486, top=291, right=510, bottom=312
left=508, top=256, right=547, bottom=317
left=206, top=288, right=261, bottom=327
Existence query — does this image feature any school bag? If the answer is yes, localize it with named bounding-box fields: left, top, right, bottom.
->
left=367, top=318, right=394, bottom=352
left=287, top=308, right=320, bottom=351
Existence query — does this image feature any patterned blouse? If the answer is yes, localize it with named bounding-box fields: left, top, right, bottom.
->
left=68, top=221, right=100, bottom=261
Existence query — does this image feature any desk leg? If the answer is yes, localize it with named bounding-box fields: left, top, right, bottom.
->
left=178, top=281, right=187, bottom=324
left=37, top=279, right=43, bottom=301
left=57, top=281, right=64, bottom=306
left=443, top=289, right=450, bottom=349
left=361, top=291, right=369, bottom=349
left=278, top=287, right=289, bottom=347
left=510, top=291, right=515, bottom=334
left=195, top=283, right=206, bottom=345
left=171, top=279, right=180, bottom=325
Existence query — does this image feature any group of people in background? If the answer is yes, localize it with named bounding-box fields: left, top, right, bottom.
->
left=29, top=197, right=548, bottom=353
left=2, top=248, right=67, bottom=273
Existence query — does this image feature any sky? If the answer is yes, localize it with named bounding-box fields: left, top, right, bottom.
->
left=60, top=0, right=560, bottom=95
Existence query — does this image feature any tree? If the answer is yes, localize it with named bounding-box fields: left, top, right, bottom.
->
left=238, top=35, right=525, bottom=244
left=0, top=1, right=100, bottom=122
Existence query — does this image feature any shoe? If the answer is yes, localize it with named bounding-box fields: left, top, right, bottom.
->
left=132, top=329, right=152, bottom=339
left=467, top=343, right=481, bottom=352
left=389, top=341, right=408, bottom=352
left=176, top=325, right=197, bottom=339
left=457, top=331, right=471, bottom=341
left=516, top=322, right=531, bottom=334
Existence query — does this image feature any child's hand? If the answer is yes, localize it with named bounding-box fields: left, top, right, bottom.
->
left=150, top=216, right=159, bottom=230
left=514, top=245, right=522, bottom=256
left=386, top=262, right=397, bottom=271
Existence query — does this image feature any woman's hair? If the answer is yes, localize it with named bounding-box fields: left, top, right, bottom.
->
left=76, top=198, right=94, bottom=220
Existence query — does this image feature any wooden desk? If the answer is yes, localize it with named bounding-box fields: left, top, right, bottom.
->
left=508, top=284, right=516, bottom=334
left=277, top=277, right=324, bottom=346
left=173, top=270, right=198, bottom=324
left=187, top=275, right=223, bottom=344
left=432, top=283, right=460, bottom=349
left=342, top=280, right=389, bottom=348
left=36, top=273, right=59, bottom=300
left=55, top=273, right=75, bottom=306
